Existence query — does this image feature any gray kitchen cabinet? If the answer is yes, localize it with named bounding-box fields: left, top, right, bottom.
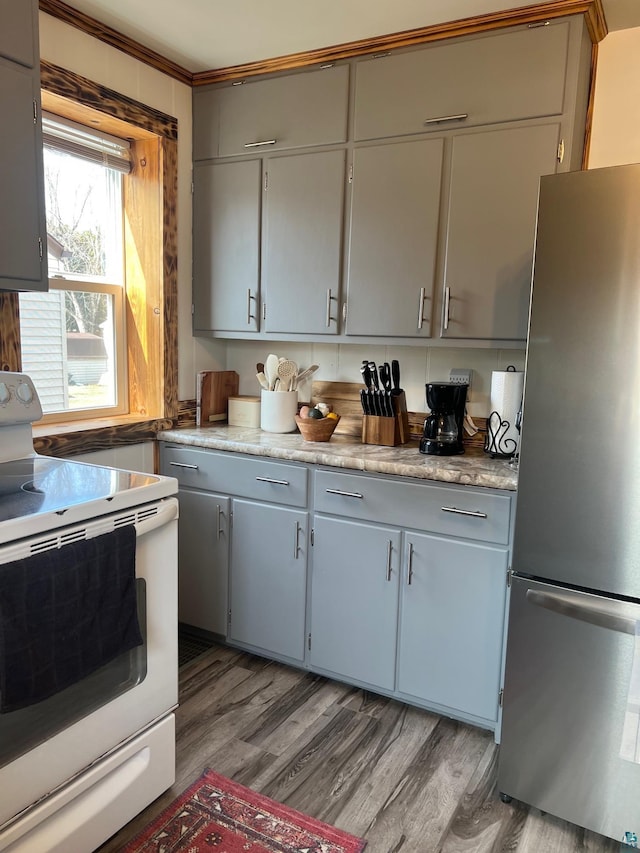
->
left=192, top=159, right=261, bottom=333
left=0, top=0, right=47, bottom=293
left=263, top=150, right=345, bottom=334
left=398, top=532, right=509, bottom=721
left=175, top=487, right=229, bottom=637
left=212, top=65, right=349, bottom=159
left=345, top=138, right=444, bottom=338
left=229, top=499, right=308, bottom=662
left=313, top=468, right=513, bottom=724
left=440, top=122, right=562, bottom=340
left=310, top=515, right=401, bottom=690
left=0, top=0, right=36, bottom=66
left=354, top=20, right=572, bottom=142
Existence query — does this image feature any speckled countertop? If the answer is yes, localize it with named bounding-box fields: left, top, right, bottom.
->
left=159, top=426, right=518, bottom=491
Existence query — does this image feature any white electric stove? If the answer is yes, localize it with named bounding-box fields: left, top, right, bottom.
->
left=0, top=371, right=179, bottom=853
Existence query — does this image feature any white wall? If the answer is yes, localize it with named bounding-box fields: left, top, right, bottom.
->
left=589, top=27, right=640, bottom=168
left=39, top=12, right=226, bottom=403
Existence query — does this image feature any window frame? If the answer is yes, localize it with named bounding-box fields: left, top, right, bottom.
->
left=0, top=60, right=178, bottom=453
left=21, top=278, right=128, bottom=424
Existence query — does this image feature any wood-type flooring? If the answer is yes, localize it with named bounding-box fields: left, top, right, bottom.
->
left=99, top=643, right=621, bottom=853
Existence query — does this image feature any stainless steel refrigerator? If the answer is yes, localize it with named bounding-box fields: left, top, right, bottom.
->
left=498, top=163, right=640, bottom=844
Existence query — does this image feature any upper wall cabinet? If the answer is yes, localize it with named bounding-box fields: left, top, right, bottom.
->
left=354, top=21, right=571, bottom=142
left=193, top=159, right=261, bottom=334
left=262, top=149, right=346, bottom=335
left=0, top=0, right=48, bottom=293
left=0, top=0, right=36, bottom=67
left=345, top=137, right=444, bottom=338
left=194, top=64, right=349, bottom=161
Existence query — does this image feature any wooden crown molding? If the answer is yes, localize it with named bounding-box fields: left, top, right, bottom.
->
left=40, top=0, right=606, bottom=88
left=193, top=0, right=608, bottom=85
left=39, top=0, right=194, bottom=85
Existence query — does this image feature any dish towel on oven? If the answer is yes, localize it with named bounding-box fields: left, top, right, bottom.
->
left=0, top=525, right=142, bottom=713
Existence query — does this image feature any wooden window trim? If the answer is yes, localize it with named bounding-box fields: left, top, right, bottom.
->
left=0, top=60, right=178, bottom=455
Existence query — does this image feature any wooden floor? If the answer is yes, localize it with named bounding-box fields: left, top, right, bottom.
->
left=99, top=643, right=620, bottom=853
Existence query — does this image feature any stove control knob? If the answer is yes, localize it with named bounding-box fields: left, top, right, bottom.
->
left=16, top=381, right=34, bottom=404
left=0, top=382, right=9, bottom=405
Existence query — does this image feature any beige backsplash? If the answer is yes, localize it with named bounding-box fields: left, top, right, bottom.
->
left=224, top=341, right=525, bottom=418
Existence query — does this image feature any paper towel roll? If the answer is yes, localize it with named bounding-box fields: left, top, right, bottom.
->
left=490, top=368, right=524, bottom=452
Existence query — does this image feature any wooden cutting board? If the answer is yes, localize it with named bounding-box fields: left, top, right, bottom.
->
left=196, top=370, right=239, bottom=426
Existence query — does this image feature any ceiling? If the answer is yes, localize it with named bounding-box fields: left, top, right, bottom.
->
left=48, top=0, right=640, bottom=75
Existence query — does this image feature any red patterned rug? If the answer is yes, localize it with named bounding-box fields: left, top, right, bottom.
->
left=123, top=769, right=367, bottom=852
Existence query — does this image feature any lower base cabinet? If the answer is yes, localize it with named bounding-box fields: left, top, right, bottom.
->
left=176, top=487, right=229, bottom=636
left=310, top=516, right=401, bottom=690
left=162, top=442, right=513, bottom=729
left=228, top=499, right=308, bottom=662
left=398, top=532, right=509, bottom=720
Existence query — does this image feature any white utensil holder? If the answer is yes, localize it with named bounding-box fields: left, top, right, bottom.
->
left=260, top=390, right=298, bottom=433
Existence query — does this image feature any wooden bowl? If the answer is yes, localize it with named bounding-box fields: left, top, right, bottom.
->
left=295, top=414, right=340, bottom=442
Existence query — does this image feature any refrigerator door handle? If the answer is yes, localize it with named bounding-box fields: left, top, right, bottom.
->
left=526, top=589, right=637, bottom=636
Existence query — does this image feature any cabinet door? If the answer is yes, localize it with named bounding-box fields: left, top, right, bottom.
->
left=310, top=515, right=400, bottom=690
left=0, top=0, right=36, bottom=67
left=193, top=159, right=261, bottom=333
left=217, top=65, right=349, bottom=157
left=398, top=532, right=508, bottom=721
left=354, top=21, right=570, bottom=142
left=176, top=488, right=229, bottom=636
left=229, top=500, right=307, bottom=661
left=345, top=138, right=443, bottom=337
left=0, top=57, right=47, bottom=291
left=441, top=122, right=561, bottom=341
left=262, top=150, right=345, bottom=334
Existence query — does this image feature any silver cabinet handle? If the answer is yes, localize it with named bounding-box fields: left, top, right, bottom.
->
left=424, top=113, right=468, bottom=126
left=417, top=287, right=427, bottom=330
left=526, top=589, right=637, bottom=636
left=293, top=521, right=301, bottom=559
left=169, top=461, right=199, bottom=470
left=256, top=476, right=290, bottom=486
left=247, top=289, right=256, bottom=325
left=325, top=488, right=364, bottom=499
left=386, top=540, right=393, bottom=581
left=244, top=139, right=276, bottom=148
left=441, top=505, right=488, bottom=519
left=406, top=543, right=414, bottom=586
left=326, top=288, right=336, bottom=328
left=216, top=504, right=223, bottom=540
left=443, top=286, right=451, bottom=331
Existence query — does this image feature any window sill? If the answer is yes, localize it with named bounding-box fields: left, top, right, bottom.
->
left=33, top=414, right=174, bottom=458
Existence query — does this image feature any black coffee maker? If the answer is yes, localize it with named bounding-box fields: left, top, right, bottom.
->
left=419, top=382, right=468, bottom=456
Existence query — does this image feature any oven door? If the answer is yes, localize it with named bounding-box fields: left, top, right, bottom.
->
left=0, top=497, right=178, bottom=829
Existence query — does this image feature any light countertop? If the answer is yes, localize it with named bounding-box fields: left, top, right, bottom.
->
left=159, top=426, right=518, bottom=491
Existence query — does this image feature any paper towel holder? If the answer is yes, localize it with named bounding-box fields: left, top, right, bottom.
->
left=484, top=365, right=521, bottom=459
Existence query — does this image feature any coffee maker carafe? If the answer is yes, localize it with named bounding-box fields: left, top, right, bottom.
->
left=419, top=382, right=468, bottom=456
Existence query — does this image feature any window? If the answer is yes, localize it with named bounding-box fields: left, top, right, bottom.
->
left=0, top=61, right=179, bottom=441
left=18, top=116, right=130, bottom=420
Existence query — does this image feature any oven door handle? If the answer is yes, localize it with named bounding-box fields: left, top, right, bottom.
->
left=134, top=499, right=178, bottom=537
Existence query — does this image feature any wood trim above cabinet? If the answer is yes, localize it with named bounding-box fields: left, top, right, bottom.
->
left=193, top=0, right=608, bottom=85
left=39, top=0, right=606, bottom=88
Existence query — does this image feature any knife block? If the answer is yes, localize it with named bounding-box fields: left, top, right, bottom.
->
left=362, top=391, right=410, bottom=447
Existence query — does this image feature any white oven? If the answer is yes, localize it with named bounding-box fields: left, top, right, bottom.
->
left=0, top=373, right=179, bottom=853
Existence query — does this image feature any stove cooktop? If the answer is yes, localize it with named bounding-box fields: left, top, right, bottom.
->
left=0, top=455, right=177, bottom=544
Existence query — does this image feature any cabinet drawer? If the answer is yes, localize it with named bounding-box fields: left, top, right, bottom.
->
left=354, top=21, right=570, bottom=142
left=215, top=64, right=349, bottom=157
left=161, top=445, right=308, bottom=507
left=314, top=470, right=511, bottom=544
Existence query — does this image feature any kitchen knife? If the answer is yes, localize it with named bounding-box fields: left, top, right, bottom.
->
left=379, top=363, right=393, bottom=416
left=391, top=359, right=401, bottom=394
left=361, top=362, right=372, bottom=414
left=368, top=362, right=382, bottom=415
